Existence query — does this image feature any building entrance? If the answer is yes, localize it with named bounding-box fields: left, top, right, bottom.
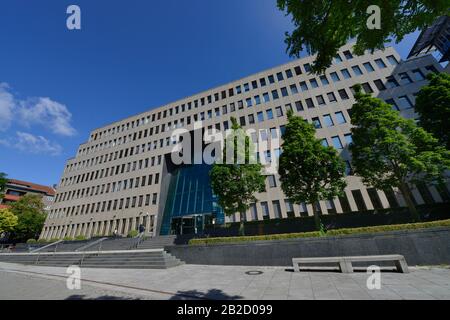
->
left=170, top=214, right=214, bottom=235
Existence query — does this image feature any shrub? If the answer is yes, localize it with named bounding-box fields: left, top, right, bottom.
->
left=63, top=236, right=73, bottom=241
left=74, top=235, right=87, bottom=241
left=189, top=219, right=450, bottom=245
left=127, top=230, right=139, bottom=238
left=26, top=239, right=37, bottom=244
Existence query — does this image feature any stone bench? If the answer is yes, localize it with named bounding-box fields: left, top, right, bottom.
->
left=292, top=254, right=409, bottom=273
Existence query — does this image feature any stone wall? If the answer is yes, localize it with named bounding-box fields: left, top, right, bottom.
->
left=166, top=227, right=450, bottom=267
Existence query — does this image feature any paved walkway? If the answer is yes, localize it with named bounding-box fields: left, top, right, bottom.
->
left=0, top=262, right=449, bottom=300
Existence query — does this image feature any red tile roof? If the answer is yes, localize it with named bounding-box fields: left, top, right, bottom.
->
left=7, top=179, right=56, bottom=196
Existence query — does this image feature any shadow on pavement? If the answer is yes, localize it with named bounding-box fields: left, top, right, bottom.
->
left=170, top=289, right=242, bottom=300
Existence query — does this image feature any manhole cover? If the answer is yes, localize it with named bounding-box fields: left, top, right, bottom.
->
left=245, top=270, right=263, bottom=275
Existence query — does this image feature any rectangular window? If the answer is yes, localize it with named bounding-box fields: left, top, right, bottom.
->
left=330, top=72, right=340, bottom=82
left=344, top=133, right=353, bottom=145
left=246, top=98, right=253, bottom=107
left=239, top=116, right=246, bottom=126
left=367, top=188, right=383, bottom=209
left=295, top=101, right=304, bottom=111
left=412, top=69, right=425, bottom=81
left=398, top=72, right=413, bottom=85
left=321, top=138, right=329, bottom=147
left=294, top=66, right=302, bottom=75
left=261, top=201, right=270, bottom=219
left=397, top=96, right=413, bottom=109
left=320, top=75, right=329, bottom=85
left=343, top=50, right=353, bottom=59
left=272, top=90, right=279, bottom=100
left=387, top=55, right=398, bottom=65
left=257, top=111, right=264, bottom=123
left=276, top=72, right=284, bottom=81
left=374, top=79, right=386, bottom=91
left=250, top=203, right=258, bottom=220
left=312, top=117, right=322, bottom=129
left=252, top=80, right=258, bottom=89
left=254, top=95, right=261, bottom=105
left=272, top=200, right=282, bottom=219
left=310, top=79, right=319, bottom=88
left=299, top=81, right=308, bottom=91
left=385, top=98, right=399, bottom=111
left=386, top=76, right=399, bottom=88
left=363, top=62, right=375, bottom=72
left=338, top=89, right=349, bottom=100
left=248, top=114, right=255, bottom=124
left=268, top=75, right=275, bottom=84
left=266, top=109, right=274, bottom=120
left=281, top=87, right=289, bottom=97
left=362, top=82, right=373, bottom=93
left=263, top=92, right=270, bottom=103
left=352, top=65, right=363, bottom=76
left=290, top=84, right=298, bottom=95
left=335, top=111, right=346, bottom=124
left=327, top=92, right=337, bottom=102
left=305, top=98, right=314, bottom=109
left=267, top=175, right=277, bottom=188
left=243, top=83, right=250, bottom=92
left=260, top=78, right=266, bottom=87
left=285, top=69, right=293, bottom=78
left=341, top=69, right=351, bottom=79
left=334, top=54, right=343, bottom=63
left=375, top=58, right=387, bottom=69
left=275, top=106, right=283, bottom=118
left=323, top=114, right=334, bottom=127
left=303, top=63, right=312, bottom=73
left=316, top=95, right=325, bottom=106
left=331, top=136, right=343, bottom=149
left=351, top=190, right=367, bottom=211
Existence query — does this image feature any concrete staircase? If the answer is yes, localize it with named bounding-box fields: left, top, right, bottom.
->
left=137, top=235, right=178, bottom=249
left=0, top=249, right=184, bottom=269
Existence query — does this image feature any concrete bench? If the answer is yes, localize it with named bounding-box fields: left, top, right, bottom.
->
left=292, top=254, right=409, bottom=273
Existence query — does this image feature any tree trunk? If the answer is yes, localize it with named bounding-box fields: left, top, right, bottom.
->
left=239, top=212, right=245, bottom=236
left=398, top=182, right=421, bottom=222
left=313, top=211, right=321, bottom=231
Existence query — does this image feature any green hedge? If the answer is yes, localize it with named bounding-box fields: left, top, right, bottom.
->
left=189, top=219, right=450, bottom=246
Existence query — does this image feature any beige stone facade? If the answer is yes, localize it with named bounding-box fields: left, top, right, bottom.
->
left=40, top=43, right=448, bottom=240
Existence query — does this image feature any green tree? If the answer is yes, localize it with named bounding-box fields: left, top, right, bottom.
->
left=209, top=117, right=266, bottom=235
left=277, top=0, right=449, bottom=73
left=278, top=110, right=347, bottom=230
left=350, top=85, right=450, bottom=221
left=0, top=208, right=18, bottom=235
left=0, top=172, right=7, bottom=200
left=415, top=72, right=450, bottom=149
left=9, top=194, right=47, bottom=241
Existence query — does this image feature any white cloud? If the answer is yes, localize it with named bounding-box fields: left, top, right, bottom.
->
left=19, top=97, right=77, bottom=136
left=0, top=83, right=15, bottom=131
left=0, top=131, right=62, bottom=156
left=0, top=82, right=76, bottom=136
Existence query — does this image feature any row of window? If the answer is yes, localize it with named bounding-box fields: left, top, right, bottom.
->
left=49, top=192, right=158, bottom=219
left=84, top=49, right=397, bottom=150
left=56, top=173, right=160, bottom=204
left=87, top=49, right=367, bottom=143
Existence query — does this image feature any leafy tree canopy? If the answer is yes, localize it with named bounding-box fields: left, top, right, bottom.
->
left=277, top=0, right=449, bottom=73
left=0, top=208, right=18, bottom=235
left=278, top=110, right=347, bottom=229
left=0, top=172, right=7, bottom=199
left=350, top=84, right=450, bottom=220
left=415, top=72, right=450, bottom=149
left=210, top=117, right=266, bottom=218
left=9, top=194, right=47, bottom=241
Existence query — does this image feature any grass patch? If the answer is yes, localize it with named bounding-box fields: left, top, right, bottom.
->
left=189, top=219, right=450, bottom=246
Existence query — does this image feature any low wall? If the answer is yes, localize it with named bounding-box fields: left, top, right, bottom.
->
left=166, top=227, right=450, bottom=266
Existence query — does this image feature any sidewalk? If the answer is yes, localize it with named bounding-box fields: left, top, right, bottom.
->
left=0, top=262, right=449, bottom=300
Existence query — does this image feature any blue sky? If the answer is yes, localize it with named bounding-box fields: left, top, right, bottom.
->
left=0, top=0, right=421, bottom=186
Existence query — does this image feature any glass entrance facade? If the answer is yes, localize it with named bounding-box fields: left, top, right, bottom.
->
left=160, top=164, right=224, bottom=235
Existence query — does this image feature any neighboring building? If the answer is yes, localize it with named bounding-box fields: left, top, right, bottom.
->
left=40, top=43, right=449, bottom=240
left=1, top=179, right=55, bottom=211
